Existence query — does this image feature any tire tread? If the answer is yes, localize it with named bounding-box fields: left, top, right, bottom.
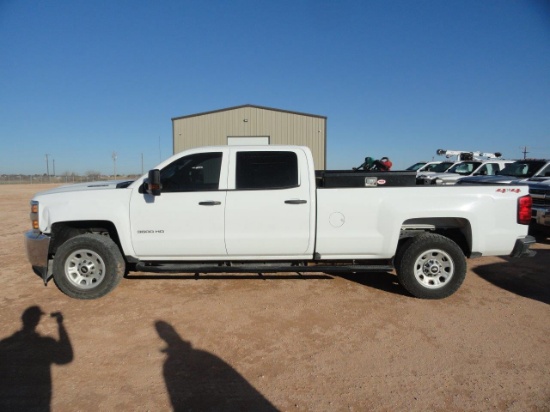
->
left=53, top=234, right=125, bottom=299
left=395, top=233, right=466, bottom=299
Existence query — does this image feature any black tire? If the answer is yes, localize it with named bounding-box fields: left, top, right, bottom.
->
left=53, top=234, right=125, bottom=299
left=395, top=233, right=466, bottom=299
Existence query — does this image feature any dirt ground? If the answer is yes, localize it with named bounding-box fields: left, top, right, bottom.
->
left=1, top=184, right=549, bottom=411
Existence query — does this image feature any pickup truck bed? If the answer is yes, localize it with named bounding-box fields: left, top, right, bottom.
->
left=315, top=170, right=417, bottom=187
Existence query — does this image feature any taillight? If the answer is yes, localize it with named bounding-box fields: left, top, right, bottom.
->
left=517, top=195, right=532, bottom=225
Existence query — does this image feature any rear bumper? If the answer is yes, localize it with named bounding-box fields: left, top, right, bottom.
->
left=510, top=235, right=537, bottom=258
left=24, top=230, right=51, bottom=281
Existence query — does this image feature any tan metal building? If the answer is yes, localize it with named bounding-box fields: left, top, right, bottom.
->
left=172, top=104, right=327, bottom=168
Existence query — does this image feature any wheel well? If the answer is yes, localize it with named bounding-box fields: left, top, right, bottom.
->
left=50, top=221, right=122, bottom=255
left=399, top=217, right=472, bottom=257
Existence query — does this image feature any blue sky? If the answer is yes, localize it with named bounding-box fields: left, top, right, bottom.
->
left=1, top=0, right=549, bottom=175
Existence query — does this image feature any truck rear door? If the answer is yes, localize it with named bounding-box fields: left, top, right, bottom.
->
left=224, top=148, right=315, bottom=257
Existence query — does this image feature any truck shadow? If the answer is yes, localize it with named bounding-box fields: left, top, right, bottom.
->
left=533, top=235, right=550, bottom=245
left=126, top=271, right=410, bottom=296
left=332, top=271, right=409, bottom=297
left=126, top=273, right=333, bottom=280
left=155, top=320, right=278, bottom=411
left=528, top=226, right=550, bottom=244
left=472, top=249, right=550, bottom=305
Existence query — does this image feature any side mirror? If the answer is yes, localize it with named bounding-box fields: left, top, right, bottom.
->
left=146, top=169, right=162, bottom=196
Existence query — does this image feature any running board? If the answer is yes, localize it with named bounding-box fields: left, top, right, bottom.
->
left=135, top=262, right=393, bottom=274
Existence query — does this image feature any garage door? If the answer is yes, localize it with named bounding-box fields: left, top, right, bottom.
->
left=227, top=136, right=269, bottom=145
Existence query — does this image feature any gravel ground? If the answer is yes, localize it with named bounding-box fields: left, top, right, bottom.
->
left=1, top=184, right=549, bottom=411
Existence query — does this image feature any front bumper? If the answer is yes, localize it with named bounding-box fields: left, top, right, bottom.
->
left=24, top=230, right=51, bottom=282
left=532, top=205, right=550, bottom=227
left=510, top=235, right=537, bottom=258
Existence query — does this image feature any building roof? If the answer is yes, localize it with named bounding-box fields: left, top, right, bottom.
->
left=171, top=104, right=327, bottom=121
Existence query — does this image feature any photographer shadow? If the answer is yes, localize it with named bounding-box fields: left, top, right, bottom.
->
left=155, top=321, right=277, bottom=411
left=0, top=306, right=73, bottom=411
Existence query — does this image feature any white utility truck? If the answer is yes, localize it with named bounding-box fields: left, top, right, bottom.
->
left=419, top=159, right=513, bottom=185
left=25, top=145, right=535, bottom=300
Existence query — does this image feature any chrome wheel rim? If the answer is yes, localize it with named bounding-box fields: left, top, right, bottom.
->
left=413, top=249, right=454, bottom=289
left=64, top=249, right=105, bottom=289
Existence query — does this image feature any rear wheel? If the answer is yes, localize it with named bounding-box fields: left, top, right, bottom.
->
left=395, top=233, right=466, bottom=299
left=53, top=234, right=125, bottom=299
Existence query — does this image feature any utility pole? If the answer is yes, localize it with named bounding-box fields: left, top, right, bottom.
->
left=112, top=152, right=117, bottom=179
left=53, top=158, right=56, bottom=176
left=520, top=146, right=529, bottom=159
left=45, top=154, right=50, bottom=181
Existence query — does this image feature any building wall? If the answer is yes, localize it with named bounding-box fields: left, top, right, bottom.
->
left=172, top=105, right=327, bottom=169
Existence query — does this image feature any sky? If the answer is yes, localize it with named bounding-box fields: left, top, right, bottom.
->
left=1, top=0, right=549, bottom=176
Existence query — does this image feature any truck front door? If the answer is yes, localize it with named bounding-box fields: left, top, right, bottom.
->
left=129, top=150, right=228, bottom=258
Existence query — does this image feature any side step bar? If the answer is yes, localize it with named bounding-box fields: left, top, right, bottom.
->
left=135, top=262, right=394, bottom=274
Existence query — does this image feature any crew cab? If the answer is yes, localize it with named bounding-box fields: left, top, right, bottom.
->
left=457, top=159, right=550, bottom=185
left=419, top=159, right=513, bottom=185
left=525, top=161, right=550, bottom=183
left=25, top=145, right=535, bottom=300
left=406, top=161, right=455, bottom=175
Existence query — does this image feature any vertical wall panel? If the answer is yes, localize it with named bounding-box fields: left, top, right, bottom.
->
left=172, top=105, right=326, bottom=168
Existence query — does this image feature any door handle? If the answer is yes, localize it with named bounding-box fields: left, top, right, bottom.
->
left=284, top=199, right=307, bottom=204
left=198, top=201, right=222, bottom=206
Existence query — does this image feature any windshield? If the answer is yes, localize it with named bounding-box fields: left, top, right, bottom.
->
left=447, top=161, right=482, bottom=175
left=429, top=162, right=454, bottom=172
left=406, top=162, right=427, bottom=171
left=496, top=161, right=547, bottom=177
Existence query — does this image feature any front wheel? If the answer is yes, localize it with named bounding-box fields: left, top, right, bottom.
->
left=395, top=233, right=467, bottom=299
left=53, top=234, right=125, bottom=299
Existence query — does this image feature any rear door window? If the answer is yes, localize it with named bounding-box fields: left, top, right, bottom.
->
left=476, top=163, right=500, bottom=176
left=236, top=151, right=298, bottom=190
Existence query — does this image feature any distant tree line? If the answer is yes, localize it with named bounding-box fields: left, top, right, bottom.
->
left=0, top=171, right=142, bottom=185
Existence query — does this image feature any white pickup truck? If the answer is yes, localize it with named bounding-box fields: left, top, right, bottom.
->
left=419, top=159, right=513, bottom=185
left=25, top=145, right=535, bottom=300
